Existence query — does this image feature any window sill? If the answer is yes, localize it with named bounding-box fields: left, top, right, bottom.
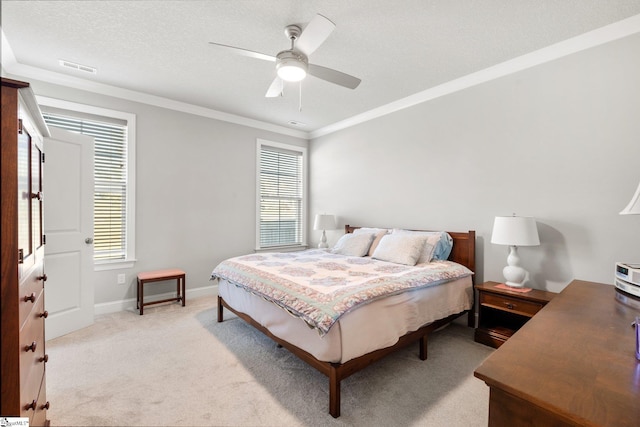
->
left=94, top=259, right=137, bottom=271
left=255, top=245, right=308, bottom=253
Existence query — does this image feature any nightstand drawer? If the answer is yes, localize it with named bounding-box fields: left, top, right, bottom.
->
left=480, top=292, right=543, bottom=317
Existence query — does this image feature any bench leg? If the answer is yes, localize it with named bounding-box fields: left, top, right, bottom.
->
left=138, top=279, right=144, bottom=315
left=181, top=275, right=186, bottom=307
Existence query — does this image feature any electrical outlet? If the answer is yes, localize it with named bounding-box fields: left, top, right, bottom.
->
left=117, top=273, right=126, bottom=285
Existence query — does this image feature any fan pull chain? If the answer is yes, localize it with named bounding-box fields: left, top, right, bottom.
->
left=299, top=81, right=303, bottom=112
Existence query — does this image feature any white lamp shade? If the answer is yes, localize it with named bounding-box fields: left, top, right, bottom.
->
left=314, top=214, right=336, bottom=231
left=491, top=216, right=540, bottom=246
left=620, top=181, right=640, bottom=215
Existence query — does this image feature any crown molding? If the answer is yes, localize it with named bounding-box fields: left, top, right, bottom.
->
left=309, top=14, right=640, bottom=139
left=1, top=29, right=308, bottom=140
left=4, top=14, right=640, bottom=142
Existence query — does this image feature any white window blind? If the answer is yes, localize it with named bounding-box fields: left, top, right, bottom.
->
left=258, top=143, right=305, bottom=248
left=42, top=113, right=128, bottom=261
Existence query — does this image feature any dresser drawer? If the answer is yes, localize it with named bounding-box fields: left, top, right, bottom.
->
left=20, top=359, right=45, bottom=420
left=21, top=369, right=47, bottom=425
left=31, top=375, right=48, bottom=427
left=480, top=292, right=544, bottom=317
left=18, top=269, right=45, bottom=329
left=20, top=292, right=46, bottom=402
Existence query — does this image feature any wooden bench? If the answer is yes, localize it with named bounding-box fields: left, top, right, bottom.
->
left=136, top=269, right=186, bottom=315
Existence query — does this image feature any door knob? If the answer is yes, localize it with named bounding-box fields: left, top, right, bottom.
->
left=85, top=237, right=94, bottom=244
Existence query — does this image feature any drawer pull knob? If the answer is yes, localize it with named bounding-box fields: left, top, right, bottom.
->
left=25, top=341, right=37, bottom=352
left=40, top=354, right=49, bottom=363
left=37, top=274, right=48, bottom=282
left=505, top=302, right=516, bottom=310
left=24, top=292, right=36, bottom=303
left=41, top=401, right=50, bottom=410
left=40, top=310, right=49, bottom=318
left=26, top=400, right=37, bottom=411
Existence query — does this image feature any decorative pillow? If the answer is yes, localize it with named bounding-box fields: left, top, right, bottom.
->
left=353, top=227, right=389, bottom=256
left=331, top=233, right=375, bottom=257
left=433, top=232, right=454, bottom=260
left=392, top=229, right=454, bottom=263
left=371, top=233, right=427, bottom=266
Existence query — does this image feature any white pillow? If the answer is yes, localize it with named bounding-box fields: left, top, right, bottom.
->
left=392, top=229, right=441, bottom=264
left=371, top=233, right=427, bottom=266
left=353, top=227, right=389, bottom=256
left=331, top=233, right=375, bottom=257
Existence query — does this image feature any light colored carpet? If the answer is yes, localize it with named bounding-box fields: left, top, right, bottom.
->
left=46, top=294, right=494, bottom=426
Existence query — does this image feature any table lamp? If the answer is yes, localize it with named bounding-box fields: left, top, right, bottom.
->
left=314, top=214, right=336, bottom=248
left=620, top=181, right=640, bottom=215
left=491, top=215, right=540, bottom=288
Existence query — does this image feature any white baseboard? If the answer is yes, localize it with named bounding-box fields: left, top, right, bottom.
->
left=94, top=284, right=218, bottom=316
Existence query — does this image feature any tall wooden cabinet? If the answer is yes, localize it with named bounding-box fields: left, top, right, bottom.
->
left=1, top=77, right=51, bottom=425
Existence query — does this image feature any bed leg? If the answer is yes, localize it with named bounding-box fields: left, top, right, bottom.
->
left=329, top=366, right=341, bottom=418
left=419, top=336, right=428, bottom=360
left=217, top=296, right=224, bottom=322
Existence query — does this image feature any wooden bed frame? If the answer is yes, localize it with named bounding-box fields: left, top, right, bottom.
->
left=217, top=225, right=476, bottom=418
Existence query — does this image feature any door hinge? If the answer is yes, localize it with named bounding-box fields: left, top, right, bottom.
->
left=43, top=235, right=46, bottom=245
left=18, top=118, right=23, bottom=134
left=42, top=152, right=45, bottom=163
left=18, top=249, right=24, bottom=264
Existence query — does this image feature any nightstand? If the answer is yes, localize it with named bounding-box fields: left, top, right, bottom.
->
left=474, top=281, right=556, bottom=348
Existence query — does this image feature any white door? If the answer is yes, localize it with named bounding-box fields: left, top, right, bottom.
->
left=44, top=127, right=95, bottom=339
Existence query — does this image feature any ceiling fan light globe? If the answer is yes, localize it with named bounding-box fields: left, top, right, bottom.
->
left=276, top=50, right=308, bottom=82
left=277, top=61, right=307, bottom=82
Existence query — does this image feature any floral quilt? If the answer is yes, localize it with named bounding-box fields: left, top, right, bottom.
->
left=211, top=249, right=472, bottom=336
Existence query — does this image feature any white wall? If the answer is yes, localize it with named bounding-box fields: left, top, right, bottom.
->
left=6, top=32, right=639, bottom=307
left=310, top=33, right=640, bottom=293
left=6, top=75, right=308, bottom=307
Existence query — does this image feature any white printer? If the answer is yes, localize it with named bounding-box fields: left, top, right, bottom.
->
left=614, top=262, right=640, bottom=298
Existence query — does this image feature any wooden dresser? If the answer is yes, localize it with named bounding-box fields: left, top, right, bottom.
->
left=1, top=77, right=50, bottom=425
left=474, top=280, right=640, bottom=427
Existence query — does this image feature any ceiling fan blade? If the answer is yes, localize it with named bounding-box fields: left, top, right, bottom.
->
left=295, top=14, right=335, bottom=56
left=308, top=64, right=361, bottom=89
left=208, top=42, right=276, bottom=62
left=265, top=77, right=284, bottom=97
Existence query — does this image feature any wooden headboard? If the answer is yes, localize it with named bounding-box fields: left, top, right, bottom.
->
left=344, top=225, right=476, bottom=281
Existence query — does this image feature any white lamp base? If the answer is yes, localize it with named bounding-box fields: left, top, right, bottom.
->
left=318, top=230, right=329, bottom=249
left=502, top=245, right=530, bottom=288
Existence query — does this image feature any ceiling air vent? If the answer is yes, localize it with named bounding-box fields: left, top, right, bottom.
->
left=58, top=59, right=97, bottom=74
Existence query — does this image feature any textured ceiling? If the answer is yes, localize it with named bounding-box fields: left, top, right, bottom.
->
left=2, top=1, right=640, bottom=134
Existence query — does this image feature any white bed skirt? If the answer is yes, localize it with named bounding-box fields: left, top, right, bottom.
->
left=218, top=276, right=473, bottom=363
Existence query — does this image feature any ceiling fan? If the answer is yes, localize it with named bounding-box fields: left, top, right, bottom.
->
left=209, top=14, right=361, bottom=98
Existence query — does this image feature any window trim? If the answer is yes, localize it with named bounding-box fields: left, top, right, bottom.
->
left=37, top=96, right=137, bottom=270
left=255, top=139, right=308, bottom=251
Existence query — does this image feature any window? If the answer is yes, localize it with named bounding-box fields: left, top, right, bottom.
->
left=256, top=139, right=307, bottom=250
left=38, top=97, right=136, bottom=268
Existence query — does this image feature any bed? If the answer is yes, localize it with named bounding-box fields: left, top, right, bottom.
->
left=212, top=225, right=476, bottom=417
